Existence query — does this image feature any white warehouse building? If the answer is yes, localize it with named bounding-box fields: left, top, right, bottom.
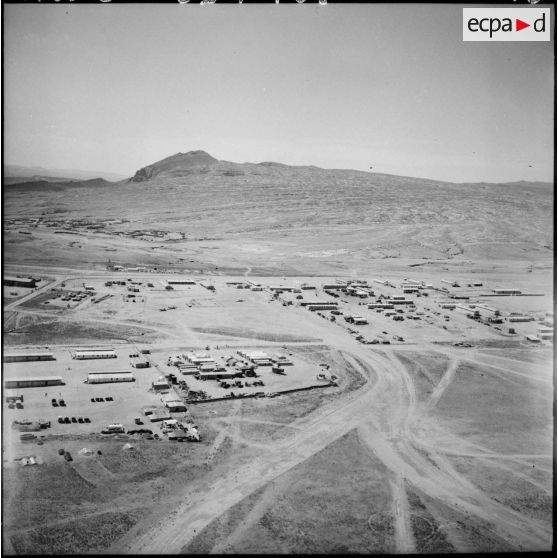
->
left=87, top=372, right=135, bottom=384
left=73, top=349, right=117, bottom=360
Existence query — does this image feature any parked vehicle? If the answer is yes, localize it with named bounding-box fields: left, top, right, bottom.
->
left=84, top=418, right=91, bottom=423
left=71, top=417, right=77, bottom=423
left=64, top=417, right=71, bottom=424
left=105, top=424, right=124, bottom=433
left=78, top=417, right=84, bottom=423
left=59, top=399, right=66, bottom=407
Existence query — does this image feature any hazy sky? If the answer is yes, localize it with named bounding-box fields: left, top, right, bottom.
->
left=4, top=3, right=555, bottom=182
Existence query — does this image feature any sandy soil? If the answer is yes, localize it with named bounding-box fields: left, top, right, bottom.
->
left=2, top=262, right=554, bottom=554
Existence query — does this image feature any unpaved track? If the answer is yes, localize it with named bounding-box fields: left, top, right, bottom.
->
left=112, top=340, right=552, bottom=554
left=391, top=473, right=415, bottom=553
left=109, top=349, right=387, bottom=553
left=422, top=357, right=459, bottom=412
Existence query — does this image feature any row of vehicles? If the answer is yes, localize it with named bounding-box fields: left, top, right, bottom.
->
left=219, top=379, right=265, bottom=389
left=58, top=416, right=91, bottom=424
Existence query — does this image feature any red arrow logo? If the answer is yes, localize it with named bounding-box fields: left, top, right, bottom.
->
left=516, top=18, right=530, bottom=31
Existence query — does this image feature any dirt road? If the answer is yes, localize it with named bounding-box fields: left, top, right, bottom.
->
left=111, top=341, right=552, bottom=553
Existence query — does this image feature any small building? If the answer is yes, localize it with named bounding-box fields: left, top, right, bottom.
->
left=72, top=349, right=117, bottom=360
left=152, top=380, right=170, bottom=391
left=167, top=401, right=187, bottom=412
left=507, top=315, right=533, bottom=322
left=271, top=355, right=293, bottom=366
left=178, top=365, right=198, bottom=375
left=4, top=376, right=63, bottom=389
left=3, top=351, right=55, bottom=363
left=161, top=393, right=182, bottom=404
left=537, top=327, right=553, bottom=340
left=306, top=303, right=339, bottom=311
left=492, top=288, right=522, bottom=295
left=148, top=410, right=171, bottom=422
left=185, top=352, right=213, bottom=364
left=3, top=276, right=37, bottom=288
left=235, top=363, right=256, bottom=375
left=167, top=279, right=196, bottom=285
left=299, top=301, right=338, bottom=307
left=87, top=372, right=135, bottom=384
left=402, top=286, right=420, bottom=294
left=389, top=299, right=413, bottom=306
left=131, top=360, right=150, bottom=368
left=354, top=289, right=370, bottom=298
left=199, top=362, right=218, bottom=372
left=368, top=303, right=394, bottom=310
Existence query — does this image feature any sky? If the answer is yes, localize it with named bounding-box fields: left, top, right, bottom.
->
left=3, top=3, right=555, bottom=183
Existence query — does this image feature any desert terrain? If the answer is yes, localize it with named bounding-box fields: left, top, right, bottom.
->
left=2, top=151, right=554, bottom=554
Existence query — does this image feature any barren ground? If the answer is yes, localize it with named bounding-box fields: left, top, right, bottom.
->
left=2, top=176, right=554, bottom=554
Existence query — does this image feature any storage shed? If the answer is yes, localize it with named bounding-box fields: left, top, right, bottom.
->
left=4, top=276, right=37, bottom=288
left=4, top=376, right=63, bottom=389
left=4, top=351, right=55, bottom=363
left=152, top=380, right=170, bottom=391
left=131, top=360, right=150, bottom=368
left=73, top=349, right=117, bottom=360
left=87, top=372, right=135, bottom=384
left=167, top=401, right=187, bottom=412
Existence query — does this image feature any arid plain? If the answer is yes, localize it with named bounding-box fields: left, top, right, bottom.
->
left=2, top=151, right=554, bottom=554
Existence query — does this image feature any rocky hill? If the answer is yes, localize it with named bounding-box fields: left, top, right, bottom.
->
left=3, top=150, right=553, bottom=270
left=129, top=150, right=219, bottom=182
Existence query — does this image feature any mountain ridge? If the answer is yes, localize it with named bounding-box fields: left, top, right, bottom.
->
left=126, top=150, right=553, bottom=188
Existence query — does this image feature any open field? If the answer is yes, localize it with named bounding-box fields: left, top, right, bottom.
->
left=182, top=429, right=396, bottom=554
